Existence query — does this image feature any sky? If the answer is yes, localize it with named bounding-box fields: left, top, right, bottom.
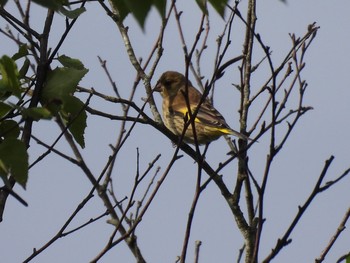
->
left=1, top=0, right=350, bottom=263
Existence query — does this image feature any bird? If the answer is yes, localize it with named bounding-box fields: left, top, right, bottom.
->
left=154, top=71, right=249, bottom=145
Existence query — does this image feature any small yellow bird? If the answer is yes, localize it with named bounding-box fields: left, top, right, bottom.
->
left=154, top=71, right=248, bottom=144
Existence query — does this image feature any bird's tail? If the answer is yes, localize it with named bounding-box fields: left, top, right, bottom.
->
left=229, top=129, right=252, bottom=141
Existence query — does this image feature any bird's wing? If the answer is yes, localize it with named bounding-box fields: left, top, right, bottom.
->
left=195, top=101, right=231, bottom=129
left=170, top=85, right=249, bottom=140
left=196, top=104, right=251, bottom=140
left=171, top=89, right=232, bottom=131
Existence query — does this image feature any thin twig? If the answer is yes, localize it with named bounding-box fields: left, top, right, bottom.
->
left=262, top=156, right=350, bottom=263
left=316, top=207, right=350, bottom=263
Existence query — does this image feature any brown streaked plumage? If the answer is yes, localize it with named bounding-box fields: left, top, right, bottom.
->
left=154, top=71, right=248, bottom=144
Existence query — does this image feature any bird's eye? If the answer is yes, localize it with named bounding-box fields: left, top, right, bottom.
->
left=164, top=79, right=172, bottom=88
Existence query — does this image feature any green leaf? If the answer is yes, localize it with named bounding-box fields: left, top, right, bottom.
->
left=152, top=0, right=166, bottom=18
left=31, top=0, right=63, bottom=10
left=0, top=55, right=21, bottom=98
left=110, top=0, right=130, bottom=21
left=0, top=159, right=7, bottom=177
left=0, top=120, right=20, bottom=139
left=0, top=138, right=28, bottom=188
left=196, top=0, right=208, bottom=15
left=19, top=58, right=30, bottom=79
left=0, top=102, right=12, bottom=117
left=208, top=0, right=228, bottom=18
left=0, top=0, right=9, bottom=6
left=31, top=0, right=85, bottom=18
left=45, top=67, right=88, bottom=99
left=40, top=61, right=88, bottom=147
left=346, top=254, right=350, bottom=263
left=42, top=67, right=88, bottom=106
left=59, top=6, right=86, bottom=19
left=61, top=96, right=87, bottom=148
left=12, top=45, right=29, bottom=61
left=22, top=107, right=52, bottom=121
left=124, top=0, right=152, bottom=28
left=57, top=55, right=85, bottom=70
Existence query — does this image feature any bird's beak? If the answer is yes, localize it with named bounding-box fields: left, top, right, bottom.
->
left=153, top=81, right=162, bottom=92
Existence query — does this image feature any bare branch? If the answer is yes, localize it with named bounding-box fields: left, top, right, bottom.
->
left=194, top=240, right=202, bottom=263
left=263, top=157, right=350, bottom=263
left=316, top=207, right=350, bottom=263
left=23, top=189, right=95, bottom=262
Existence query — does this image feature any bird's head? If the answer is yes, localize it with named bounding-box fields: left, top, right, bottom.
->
left=154, top=71, right=189, bottom=97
